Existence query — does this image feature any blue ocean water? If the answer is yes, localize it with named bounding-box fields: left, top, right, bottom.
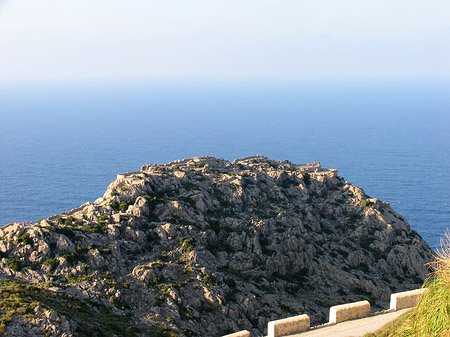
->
left=0, top=80, right=449, bottom=249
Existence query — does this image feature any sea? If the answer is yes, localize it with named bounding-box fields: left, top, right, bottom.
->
left=1, top=80, right=449, bottom=250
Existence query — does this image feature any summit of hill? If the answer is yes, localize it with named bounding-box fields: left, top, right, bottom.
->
left=0, top=156, right=433, bottom=336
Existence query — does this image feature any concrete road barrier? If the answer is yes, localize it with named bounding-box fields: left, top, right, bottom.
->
left=267, top=314, right=310, bottom=337
left=390, top=288, right=427, bottom=311
left=329, top=300, right=370, bottom=324
left=222, top=330, right=251, bottom=337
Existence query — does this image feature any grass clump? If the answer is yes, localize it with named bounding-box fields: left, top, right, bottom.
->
left=363, top=311, right=411, bottom=337
left=369, top=233, right=450, bottom=336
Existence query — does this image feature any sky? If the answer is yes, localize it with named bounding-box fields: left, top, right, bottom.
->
left=0, top=0, right=449, bottom=82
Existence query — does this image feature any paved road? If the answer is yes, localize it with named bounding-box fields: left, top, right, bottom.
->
left=285, top=308, right=411, bottom=337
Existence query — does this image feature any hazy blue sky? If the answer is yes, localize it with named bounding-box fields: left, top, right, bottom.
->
left=0, top=0, right=449, bottom=82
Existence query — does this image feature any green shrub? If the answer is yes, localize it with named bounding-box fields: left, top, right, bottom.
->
left=42, top=258, right=59, bottom=271
left=360, top=199, right=374, bottom=208
left=178, top=237, right=195, bottom=253
left=16, top=234, right=32, bottom=246
left=66, top=273, right=92, bottom=284
left=202, top=273, right=217, bottom=288
left=80, top=222, right=107, bottom=234
left=61, top=252, right=84, bottom=266
left=41, top=329, right=51, bottom=337
left=120, top=201, right=131, bottom=212
left=98, top=214, right=108, bottom=222
left=7, top=258, right=22, bottom=272
left=109, top=202, right=119, bottom=211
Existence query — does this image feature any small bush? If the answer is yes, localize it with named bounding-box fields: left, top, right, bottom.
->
left=98, top=214, right=108, bottom=222
left=202, top=273, right=217, bottom=288
left=7, top=258, right=23, bottom=272
left=178, top=237, right=195, bottom=253
left=66, top=273, right=92, bottom=284
left=109, top=202, right=119, bottom=211
left=42, top=258, right=59, bottom=271
left=61, top=252, right=83, bottom=266
left=16, top=234, right=32, bottom=246
left=120, top=201, right=131, bottom=212
left=360, top=199, right=374, bottom=208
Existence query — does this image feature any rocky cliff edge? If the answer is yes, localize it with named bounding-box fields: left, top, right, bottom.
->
left=0, top=156, right=433, bottom=336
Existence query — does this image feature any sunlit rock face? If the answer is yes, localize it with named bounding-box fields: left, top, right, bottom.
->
left=0, top=156, right=433, bottom=337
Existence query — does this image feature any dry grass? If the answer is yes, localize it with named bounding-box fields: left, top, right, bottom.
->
left=367, top=232, right=450, bottom=336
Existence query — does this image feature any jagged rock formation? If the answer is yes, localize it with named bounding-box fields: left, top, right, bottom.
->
left=0, top=156, right=434, bottom=337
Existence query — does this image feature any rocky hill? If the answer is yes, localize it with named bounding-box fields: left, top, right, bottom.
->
left=0, top=156, right=434, bottom=336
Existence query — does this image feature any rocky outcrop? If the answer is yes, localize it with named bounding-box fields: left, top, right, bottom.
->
left=0, top=156, right=433, bottom=336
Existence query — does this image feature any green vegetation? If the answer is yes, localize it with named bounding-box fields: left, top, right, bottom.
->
left=0, top=279, right=177, bottom=336
left=66, top=274, right=92, bottom=284
left=16, top=234, right=32, bottom=246
left=363, top=311, right=411, bottom=337
left=368, top=234, right=450, bottom=336
left=360, top=199, right=374, bottom=208
left=80, top=221, right=108, bottom=234
left=109, top=201, right=119, bottom=211
left=178, top=237, right=195, bottom=253
left=61, top=252, right=85, bottom=266
left=42, top=257, right=59, bottom=271
left=202, top=273, right=217, bottom=289
left=6, top=258, right=22, bottom=272
left=119, top=201, right=130, bottom=212
left=100, top=248, right=112, bottom=255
